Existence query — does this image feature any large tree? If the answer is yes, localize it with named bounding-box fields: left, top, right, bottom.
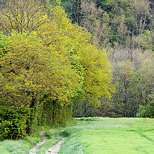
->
left=0, top=0, right=112, bottom=110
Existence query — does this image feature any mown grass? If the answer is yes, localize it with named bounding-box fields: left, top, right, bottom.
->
left=60, top=118, right=154, bottom=154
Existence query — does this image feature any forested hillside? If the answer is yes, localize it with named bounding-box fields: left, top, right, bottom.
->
left=62, top=0, right=154, bottom=117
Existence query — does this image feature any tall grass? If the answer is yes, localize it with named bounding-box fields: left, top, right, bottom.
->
left=0, top=126, right=64, bottom=154
left=0, top=140, right=31, bottom=154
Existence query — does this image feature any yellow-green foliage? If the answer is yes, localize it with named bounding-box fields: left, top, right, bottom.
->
left=0, top=33, right=11, bottom=58
left=0, top=0, right=48, bottom=33
left=0, top=0, right=112, bottom=134
left=0, top=2, right=112, bottom=107
left=78, top=44, right=113, bottom=106
left=0, top=30, right=79, bottom=106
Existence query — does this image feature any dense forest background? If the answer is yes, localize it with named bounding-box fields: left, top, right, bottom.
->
left=0, top=0, right=154, bottom=140
left=62, top=0, right=154, bottom=117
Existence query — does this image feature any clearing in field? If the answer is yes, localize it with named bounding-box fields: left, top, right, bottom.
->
left=60, top=118, right=154, bottom=154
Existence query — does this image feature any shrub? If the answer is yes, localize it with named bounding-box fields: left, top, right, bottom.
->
left=137, top=103, right=154, bottom=118
left=0, top=106, right=30, bottom=140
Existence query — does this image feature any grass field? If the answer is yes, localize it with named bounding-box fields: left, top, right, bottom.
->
left=1, top=118, right=154, bottom=154
left=60, top=118, right=154, bottom=154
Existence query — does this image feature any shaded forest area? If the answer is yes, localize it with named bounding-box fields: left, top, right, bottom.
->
left=62, top=0, right=154, bottom=118
left=0, top=0, right=154, bottom=140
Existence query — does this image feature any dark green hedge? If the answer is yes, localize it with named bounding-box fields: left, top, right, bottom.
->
left=0, top=99, right=73, bottom=140
left=29, top=100, right=72, bottom=133
left=0, top=106, right=30, bottom=140
left=137, top=103, right=154, bottom=118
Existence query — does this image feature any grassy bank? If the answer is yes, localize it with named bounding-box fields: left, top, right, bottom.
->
left=0, top=126, right=64, bottom=154
left=60, top=118, right=154, bottom=154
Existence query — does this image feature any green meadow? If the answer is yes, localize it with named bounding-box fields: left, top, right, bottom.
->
left=1, top=118, right=154, bottom=154
left=60, top=118, right=154, bottom=154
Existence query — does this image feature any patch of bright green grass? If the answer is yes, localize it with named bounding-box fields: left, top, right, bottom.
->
left=60, top=118, right=154, bottom=154
left=0, top=140, right=31, bottom=154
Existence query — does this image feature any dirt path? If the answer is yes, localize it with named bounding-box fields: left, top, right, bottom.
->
left=45, top=138, right=64, bottom=154
left=29, top=132, right=64, bottom=154
left=29, top=132, right=49, bottom=154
